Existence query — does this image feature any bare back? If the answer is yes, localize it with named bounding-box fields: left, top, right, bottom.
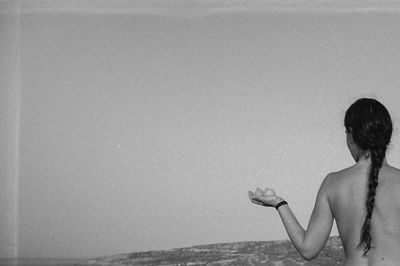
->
left=328, top=161, right=400, bottom=265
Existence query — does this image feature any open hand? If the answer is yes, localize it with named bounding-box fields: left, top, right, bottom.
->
left=248, top=187, right=282, bottom=208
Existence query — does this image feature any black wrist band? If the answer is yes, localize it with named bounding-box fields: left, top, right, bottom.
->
left=275, top=200, right=288, bottom=210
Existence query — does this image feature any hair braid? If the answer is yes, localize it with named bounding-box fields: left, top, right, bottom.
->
left=358, top=147, right=386, bottom=256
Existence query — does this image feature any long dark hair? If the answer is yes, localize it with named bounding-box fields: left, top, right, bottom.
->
left=344, top=98, right=392, bottom=256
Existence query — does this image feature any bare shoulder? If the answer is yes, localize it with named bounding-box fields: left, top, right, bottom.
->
left=319, top=165, right=362, bottom=196
left=384, top=164, right=400, bottom=177
left=380, top=164, right=400, bottom=191
left=323, top=166, right=357, bottom=185
left=317, top=170, right=345, bottom=195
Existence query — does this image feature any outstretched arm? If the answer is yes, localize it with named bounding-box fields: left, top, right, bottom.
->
left=249, top=175, right=334, bottom=260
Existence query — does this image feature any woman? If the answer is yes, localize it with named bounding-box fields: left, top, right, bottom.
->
left=248, top=98, right=400, bottom=265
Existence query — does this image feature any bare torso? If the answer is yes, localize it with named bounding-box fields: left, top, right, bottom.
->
left=328, top=160, right=400, bottom=265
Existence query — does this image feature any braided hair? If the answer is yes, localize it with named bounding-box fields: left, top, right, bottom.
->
left=344, top=98, right=392, bottom=257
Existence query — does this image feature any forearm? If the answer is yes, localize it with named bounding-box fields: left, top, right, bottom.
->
left=276, top=203, right=308, bottom=257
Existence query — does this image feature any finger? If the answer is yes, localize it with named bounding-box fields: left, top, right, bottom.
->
left=250, top=194, right=264, bottom=203
left=248, top=191, right=258, bottom=200
left=251, top=199, right=264, bottom=206
left=248, top=192, right=257, bottom=203
left=248, top=192, right=262, bottom=204
left=250, top=195, right=263, bottom=203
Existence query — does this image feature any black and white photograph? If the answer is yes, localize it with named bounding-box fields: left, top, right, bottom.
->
left=2, top=1, right=400, bottom=265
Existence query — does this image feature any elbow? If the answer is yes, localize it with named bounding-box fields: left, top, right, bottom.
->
left=298, top=245, right=319, bottom=261
left=300, top=249, right=318, bottom=261
left=301, top=253, right=315, bottom=261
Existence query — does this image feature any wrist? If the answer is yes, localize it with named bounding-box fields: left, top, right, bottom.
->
left=274, top=198, right=287, bottom=209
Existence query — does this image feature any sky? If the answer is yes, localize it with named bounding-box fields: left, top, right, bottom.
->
left=2, top=0, right=400, bottom=260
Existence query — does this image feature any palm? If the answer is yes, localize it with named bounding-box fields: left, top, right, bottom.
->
left=248, top=188, right=280, bottom=207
